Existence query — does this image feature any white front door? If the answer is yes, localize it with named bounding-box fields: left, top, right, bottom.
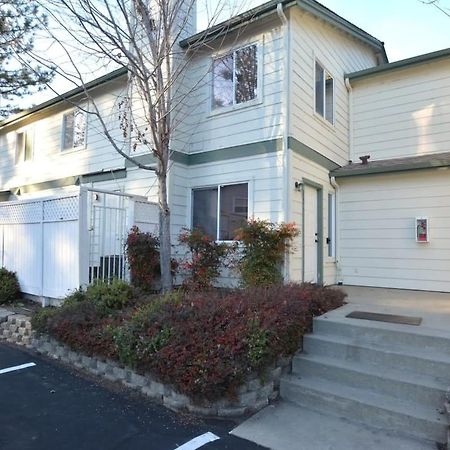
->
left=304, top=185, right=318, bottom=283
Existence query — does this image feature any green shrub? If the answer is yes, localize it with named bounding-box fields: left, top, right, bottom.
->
left=31, top=307, right=59, bottom=334
left=0, top=268, right=21, bottom=304
left=235, top=219, right=299, bottom=287
left=85, top=279, right=133, bottom=311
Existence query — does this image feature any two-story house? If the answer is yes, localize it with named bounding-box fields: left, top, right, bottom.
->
left=1, top=0, right=449, bottom=299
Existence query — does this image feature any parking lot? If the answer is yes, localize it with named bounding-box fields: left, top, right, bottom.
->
left=0, top=344, right=265, bottom=450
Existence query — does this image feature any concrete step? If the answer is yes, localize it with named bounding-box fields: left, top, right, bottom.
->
left=303, top=333, right=450, bottom=380
left=292, top=353, right=447, bottom=406
left=313, top=315, right=450, bottom=356
left=280, top=375, right=448, bottom=444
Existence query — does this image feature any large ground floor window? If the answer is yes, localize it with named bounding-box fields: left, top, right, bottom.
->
left=192, top=183, right=248, bottom=240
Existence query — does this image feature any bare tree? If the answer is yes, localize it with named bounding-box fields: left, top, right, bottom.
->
left=29, top=0, right=250, bottom=292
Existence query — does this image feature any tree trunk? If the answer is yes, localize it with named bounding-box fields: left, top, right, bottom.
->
left=158, top=166, right=173, bottom=293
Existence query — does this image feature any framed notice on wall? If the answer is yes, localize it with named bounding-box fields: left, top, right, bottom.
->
left=416, top=217, right=429, bottom=243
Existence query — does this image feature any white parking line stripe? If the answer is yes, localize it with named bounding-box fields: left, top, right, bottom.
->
left=0, top=362, right=36, bottom=375
left=175, top=432, right=220, bottom=450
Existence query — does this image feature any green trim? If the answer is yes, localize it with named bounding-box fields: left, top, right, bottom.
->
left=289, top=137, right=340, bottom=171
left=301, top=179, right=324, bottom=285
left=125, top=154, right=156, bottom=168
left=187, top=139, right=282, bottom=165
left=180, top=0, right=386, bottom=59
left=81, top=168, right=127, bottom=183
left=0, top=68, right=127, bottom=129
left=347, top=47, right=450, bottom=81
left=19, top=176, right=80, bottom=194
left=126, top=140, right=282, bottom=168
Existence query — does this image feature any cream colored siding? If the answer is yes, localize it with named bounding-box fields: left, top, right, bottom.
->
left=289, top=151, right=337, bottom=285
left=351, top=59, right=450, bottom=162
left=289, top=9, right=378, bottom=166
left=175, top=21, right=285, bottom=154
left=339, top=170, right=450, bottom=291
left=0, top=81, right=127, bottom=191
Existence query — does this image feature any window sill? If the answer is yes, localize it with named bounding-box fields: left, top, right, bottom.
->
left=313, top=111, right=336, bottom=132
left=60, top=146, right=85, bottom=155
left=208, top=98, right=263, bottom=119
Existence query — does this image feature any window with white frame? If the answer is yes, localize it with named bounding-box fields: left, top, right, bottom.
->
left=315, top=61, right=334, bottom=124
left=212, top=44, right=258, bottom=109
left=192, top=183, right=248, bottom=240
left=62, top=108, right=87, bottom=150
left=15, top=129, right=33, bottom=164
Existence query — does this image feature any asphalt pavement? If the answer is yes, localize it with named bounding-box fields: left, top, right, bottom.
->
left=0, top=344, right=267, bottom=450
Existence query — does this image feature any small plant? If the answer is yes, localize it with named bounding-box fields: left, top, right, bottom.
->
left=178, top=228, right=232, bottom=291
left=126, top=226, right=161, bottom=291
left=85, top=279, right=133, bottom=311
left=0, top=267, right=21, bottom=304
left=235, top=219, right=299, bottom=287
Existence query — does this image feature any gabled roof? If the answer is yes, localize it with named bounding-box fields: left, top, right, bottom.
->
left=0, top=67, right=127, bottom=130
left=331, top=152, right=450, bottom=178
left=347, top=47, right=450, bottom=81
left=180, top=0, right=387, bottom=61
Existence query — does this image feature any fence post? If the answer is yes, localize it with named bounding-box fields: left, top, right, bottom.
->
left=78, top=188, right=90, bottom=288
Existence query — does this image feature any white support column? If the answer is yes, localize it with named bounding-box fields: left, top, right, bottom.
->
left=78, top=187, right=90, bottom=288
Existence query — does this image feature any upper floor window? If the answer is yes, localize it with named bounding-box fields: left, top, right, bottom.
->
left=192, top=183, right=248, bottom=240
left=62, top=108, right=87, bottom=151
left=15, top=129, right=33, bottom=164
left=212, top=44, right=258, bottom=110
left=315, top=61, right=334, bottom=125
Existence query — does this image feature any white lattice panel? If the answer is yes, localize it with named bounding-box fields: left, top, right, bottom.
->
left=43, top=196, right=79, bottom=222
left=134, top=201, right=158, bottom=224
left=0, top=202, right=42, bottom=224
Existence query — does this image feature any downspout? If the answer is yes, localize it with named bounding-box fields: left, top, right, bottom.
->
left=345, top=77, right=353, bottom=161
left=330, top=176, right=340, bottom=281
left=277, top=2, right=291, bottom=282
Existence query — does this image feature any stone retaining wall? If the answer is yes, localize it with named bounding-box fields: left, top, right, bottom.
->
left=0, top=310, right=293, bottom=418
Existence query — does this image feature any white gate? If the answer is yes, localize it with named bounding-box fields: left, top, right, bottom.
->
left=0, top=187, right=159, bottom=302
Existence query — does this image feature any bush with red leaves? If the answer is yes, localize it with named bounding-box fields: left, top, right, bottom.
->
left=32, top=283, right=346, bottom=403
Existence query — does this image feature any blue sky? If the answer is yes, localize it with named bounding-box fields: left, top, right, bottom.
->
left=223, top=0, right=450, bottom=61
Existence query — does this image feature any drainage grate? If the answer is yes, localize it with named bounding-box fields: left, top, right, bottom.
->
left=346, top=311, right=422, bottom=326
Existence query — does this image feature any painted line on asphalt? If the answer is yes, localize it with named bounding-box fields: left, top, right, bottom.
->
left=175, top=432, right=220, bottom=450
left=0, top=362, right=36, bottom=375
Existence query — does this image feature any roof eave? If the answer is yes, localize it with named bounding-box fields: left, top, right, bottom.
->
left=347, top=47, right=450, bottom=81
left=180, top=0, right=386, bottom=57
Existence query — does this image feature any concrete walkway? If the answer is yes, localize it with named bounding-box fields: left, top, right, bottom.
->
left=231, top=285, right=450, bottom=450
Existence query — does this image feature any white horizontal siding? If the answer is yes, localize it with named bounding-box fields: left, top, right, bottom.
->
left=174, top=21, right=285, bottom=154
left=289, top=9, right=378, bottom=166
left=339, top=170, right=450, bottom=291
left=352, top=59, right=450, bottom=161
left=0, top=80, right=128, bottom=192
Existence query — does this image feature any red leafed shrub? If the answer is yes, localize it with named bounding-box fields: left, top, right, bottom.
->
left=178, top=228, right=231, bottom=291
left=126, top=226, right=161, bottom=291
left=32, top=283, right=346, bottom=403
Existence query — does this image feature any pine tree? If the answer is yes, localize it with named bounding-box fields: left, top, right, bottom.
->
left=0, top=0, right=53, bottom=117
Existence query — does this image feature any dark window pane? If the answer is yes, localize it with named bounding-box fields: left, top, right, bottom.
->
left=219, top=183, right=248, bottom=240
left=235, top=45, right=257, bottom=104
left=325, top=74, right=334, bottom=124
left=193, top=188, right=218, bottom=240
left=16, top=132, right=24, bottom=163
left=212, top=54, right=234, bottom=109
left=73, top=110, right=86, bottom=148
left=63, top=112, right=74, bottom=150
left=24, top=131, right=33, bottom=161
left=315, top=61, right=324, bottom=116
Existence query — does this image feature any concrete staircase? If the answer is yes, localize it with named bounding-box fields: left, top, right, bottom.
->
left=280, top=308, right=450, bottom=447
